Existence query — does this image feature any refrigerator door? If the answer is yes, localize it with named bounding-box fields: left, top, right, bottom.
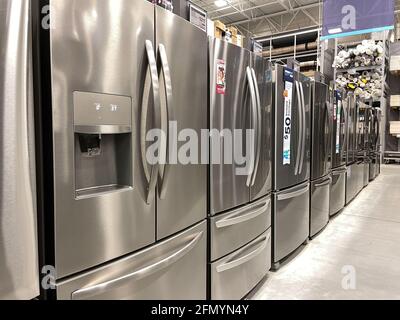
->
left=56, top=221, right=207, bottom=300
left=332, top=91, right=347, bottom=169
left=298, top=73, right=311, bottom=183
left=0, top=0, right=39, bottom=300
left=273, top=182, right=310, bottom=263
left=50, top=0, right=156, bottom=279
left=273, top=66, right=303, bottom=191
left=210, top=230, right=271, bottom=300
left=330, top=167, right=347, bottom=216
left=209, top=39, right=252, bottom=215
left=209, top=195, right=271, bottom=262
left=155, top=7, right=207, bottom=240
left=310, top=175, right=331, bottom=238
left=311, top=82, right=330, bottom=181
left=250, top=55, right=272, bottom=201
left=346, top=95, right=356, bottom=165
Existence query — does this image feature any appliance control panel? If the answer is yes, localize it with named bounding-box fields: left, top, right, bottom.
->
left=73, top=91, right=132, bottom=127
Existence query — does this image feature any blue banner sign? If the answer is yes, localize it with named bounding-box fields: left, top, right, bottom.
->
left=321, top=0, right=395, bottom=40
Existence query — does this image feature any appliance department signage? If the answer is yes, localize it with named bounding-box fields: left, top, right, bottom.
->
left=321, top=0, right=395, bottom=40
left=283, top=68, right=294, bottom=166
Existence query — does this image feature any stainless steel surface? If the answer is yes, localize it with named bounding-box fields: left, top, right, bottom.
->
left=273, top=182, right=310, bottom=263
left=155, top=7, right=207, bottom=240
left=250, top=68, right=262, bottom=188
left=50, top=0, right=157, bottom=278
left=56, top=221, right=207, bottom=300
left=330, top=166, right=346, bottom=216
left=74, top=125, right=132, bottom=135
left=273, top=66, right=311, bottom=191
left=0, top=0, right=39, bottom=299
left=310, top=176, right=331, bottom=237
left=245, top=67, right=257, bottom=188
left=209, top=38, right=252, bottom=214
left=310, top=81, right=331, bottom=180
left=210, top=196, right=271, bottom=261
left=346, top=95, right=357, bottom=165
left=250, top=56, right=272, bottom=201
left=211, top=230, right=271, bottom=300
left=331, top=90, right=348, bottom=169
left=252, top=165, right=400, bottom=300
left=346, top=162, right=364, bottom=205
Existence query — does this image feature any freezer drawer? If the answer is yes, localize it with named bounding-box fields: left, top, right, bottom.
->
left=273, top=182, right=310, bottom=263
left=210, top=196, right=271, bottom=262
left=346, top=164, right=357, bottom=205
left=210, top=230, right=271, bottom=300
left=363, top=162, right=369, bottom=187
left=330, top=167, right=346, bottom=216
left=310, top=176, right=331, bottom=237
left=56, top=221, right=207, bottom=300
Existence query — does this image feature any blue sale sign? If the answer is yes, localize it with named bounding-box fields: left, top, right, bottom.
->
left=321, top=0, right=395, bottom=40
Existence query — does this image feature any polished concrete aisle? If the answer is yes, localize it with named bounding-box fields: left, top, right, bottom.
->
left=250, top=165, right=400, bottom=300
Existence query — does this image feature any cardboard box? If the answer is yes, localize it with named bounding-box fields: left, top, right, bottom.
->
left=236, top=35, right=243, bottom=47
left=214, top=20, right=226, bottom=40
left=227, top=26, right=238, bottom=37
left=390, top=55, right=400, bottom=71
left=390, top=95, right=400, bottom=107
left=390, top=121, right=400, bottom=136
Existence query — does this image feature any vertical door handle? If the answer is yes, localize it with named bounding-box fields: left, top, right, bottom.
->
left=294, top=81, right=302, bottom=175
left=250, top=68, right=262, bottom=187
left=157, top=43, right=173, bottom=199
left=141, top=40, right=161, bottom=204
left=298, top=82, right=306, bottom=175
left=246, top=67, right=257, bottom=187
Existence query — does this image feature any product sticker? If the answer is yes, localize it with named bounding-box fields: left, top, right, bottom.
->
left=216, top=59, right=226, bottom=95
left=283, top=68, right=294, bottom=165
left=336, top=95, right=342, bottom=155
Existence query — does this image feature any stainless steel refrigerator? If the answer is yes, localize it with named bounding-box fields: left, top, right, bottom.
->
left=0, top=0, right=40, bottom=300
left=271, top=65, right=311, bottom=269
left=34, top=0, right=207, bottom=300
left=369, top=107, right=382, bottom=180
left=209, top=38, right=272, bottom=300
left=330, top=90, right=348, bottom=217
left=309, top=78, right=332, bottom=238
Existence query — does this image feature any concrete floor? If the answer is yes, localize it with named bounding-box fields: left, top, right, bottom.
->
left=250, top=165, right=400, bottom=300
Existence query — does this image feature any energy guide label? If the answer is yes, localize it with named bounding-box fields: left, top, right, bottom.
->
left=283, top=68, right=294, bottom=165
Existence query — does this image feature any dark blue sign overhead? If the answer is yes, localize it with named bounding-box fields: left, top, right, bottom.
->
left=321, top=0, right=395, bottom=40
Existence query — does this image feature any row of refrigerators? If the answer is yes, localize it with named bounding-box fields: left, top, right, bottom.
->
left=1, top=0, right=381, bottom=300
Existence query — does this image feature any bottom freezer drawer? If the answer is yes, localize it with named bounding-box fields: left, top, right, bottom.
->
left=210, top=230, right=271, bottom=300
left=330, top=168, right=346, bottom=216
left=273, top=182, right=310, bottom=263
left=310, top=176, right=331, bottom=237
left=346, top=164, right=357, bottom=204
left=56, top=221, right=207, bottom=300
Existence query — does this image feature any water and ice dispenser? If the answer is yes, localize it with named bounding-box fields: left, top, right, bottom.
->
left=73, top=92, right=132, bottom=199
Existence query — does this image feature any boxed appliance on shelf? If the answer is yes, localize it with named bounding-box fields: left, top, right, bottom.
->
left=390, top=95, right=400, bottom=108
left=390, top=121, right=400, bottom=137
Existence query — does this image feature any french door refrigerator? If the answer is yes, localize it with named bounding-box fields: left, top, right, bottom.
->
left=369, top=107, right=381, bottom=180
left=209, top=38, right=272, bottom=300
left=34, top=0, right=207, bottom=300
left=309, top=78, right=332, bottom=238
left=271, top=66, right=311, bottom=269
left=0, top=0, right=40, bottom=300
left=330, top=90, right=348, bottom=216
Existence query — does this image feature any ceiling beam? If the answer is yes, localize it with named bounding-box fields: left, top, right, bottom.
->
left=211, top=1, right=279, bottom=20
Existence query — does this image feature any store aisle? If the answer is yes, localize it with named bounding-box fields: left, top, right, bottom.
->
left=250, top=165, right=400, bottom=300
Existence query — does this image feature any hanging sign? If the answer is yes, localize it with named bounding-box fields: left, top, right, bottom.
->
left=216, top=59, right=226, bottom=95
left=321, top=0, right=395, bottom=40
left=189, top=4, right=207, bottom=32
left=283, top=68, right=294, bottom=166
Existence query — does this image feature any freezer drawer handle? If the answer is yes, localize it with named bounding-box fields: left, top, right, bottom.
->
left=216, top=233, right=270, bottom=273
left=250, top=68, right=262, bottom=187
left=215, top=199, right=271, bottom=229
left=246, top=67, right=257, bottom=187
left=71, top=231, right=204, bottom=300
left=277, top=184, right=309, bottom=201
left=157, top=43, right=173, bottom=199
left=315, top=177, right=332, bottom=188
left=141, top=40, right=162, bottom=205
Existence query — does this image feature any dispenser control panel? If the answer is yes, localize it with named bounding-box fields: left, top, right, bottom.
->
left=74, top=91, right=132, bottom=127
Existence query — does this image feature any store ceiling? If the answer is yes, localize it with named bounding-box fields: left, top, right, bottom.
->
left=191, top=0, right=400, bottom=39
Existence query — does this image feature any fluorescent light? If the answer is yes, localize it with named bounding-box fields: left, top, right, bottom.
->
left=328, top=27, right=343, bottom=34
left=214, top=0, right=228, bottom=8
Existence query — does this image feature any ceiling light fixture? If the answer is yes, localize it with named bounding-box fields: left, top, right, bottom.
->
left=214, top=0, right=228, bottom=8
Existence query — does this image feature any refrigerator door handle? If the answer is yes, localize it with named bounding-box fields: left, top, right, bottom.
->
left=141, top=40, right=162, bottom=204
left=157, top=43, right=173, bottom=199
left=215, top=199, right=271, bottom=229
left=298, top=82, right=306, bottom=175
left=216, top=233, right=270, bottom=273
left=250, top=68, right=262, bottom=187
left=246, top=67, right=257, bottom=187
left=294, top=81, right=302, bottom=175
left=71, top=231, right=204, bottom=300
left=315, top=177, right=332, bottom=188
left=277, top=184, right=309, bottom=201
